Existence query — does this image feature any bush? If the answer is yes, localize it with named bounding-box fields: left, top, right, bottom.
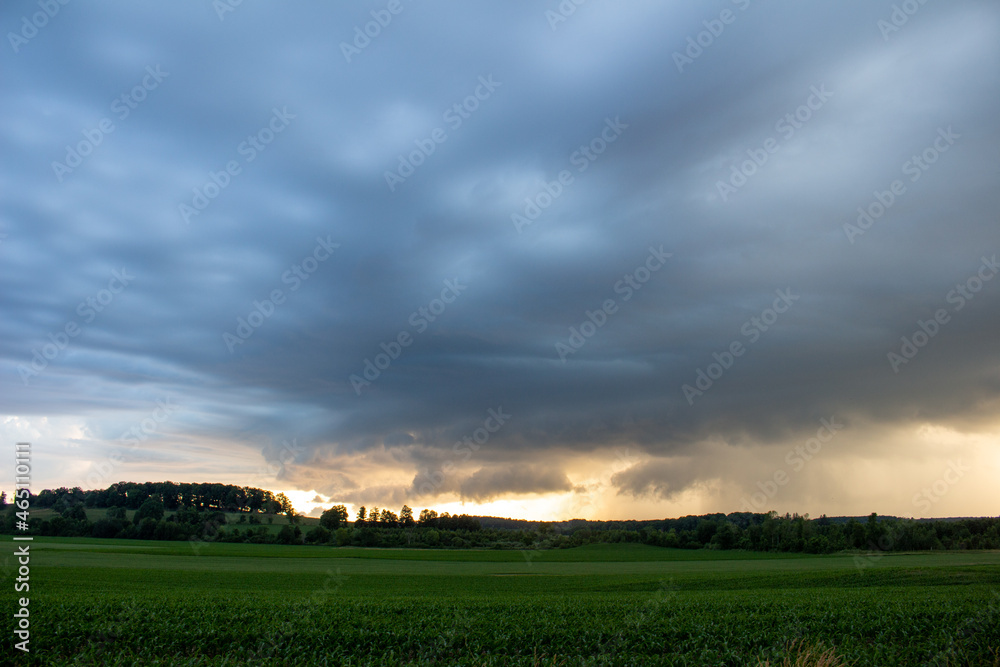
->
left=137, top=517, right=158, bottom=540
left=305, top=526, right=331, bottom=544
left=134, top=497, right=165, bottom=525
left=277, top=524, right=302, bottom=544
left=92, top=518, right=123, bottom=539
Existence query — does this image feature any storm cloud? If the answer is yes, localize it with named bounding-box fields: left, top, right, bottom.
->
left=1, top=0, right=998, bottom=519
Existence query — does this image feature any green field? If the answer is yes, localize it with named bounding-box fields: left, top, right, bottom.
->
left=4, top=539, right=999, bottom=665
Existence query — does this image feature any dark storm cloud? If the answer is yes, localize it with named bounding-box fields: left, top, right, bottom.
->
left=2, top=1, right=998, bottom=509
left=459, top=464, right=575, bottom=503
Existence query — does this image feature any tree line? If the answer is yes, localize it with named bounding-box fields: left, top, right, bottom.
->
left=24, top=481, right=295, bottom=515
left=2, top=483, right=998, bottom=552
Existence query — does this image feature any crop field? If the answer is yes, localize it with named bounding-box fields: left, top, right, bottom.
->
left=3, top=540, right=999, bottom=665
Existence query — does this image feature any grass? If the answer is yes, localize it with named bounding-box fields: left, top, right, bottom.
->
left=3, top=538, right=998, bottom=665
left=756, top=640, right=847, bottom=667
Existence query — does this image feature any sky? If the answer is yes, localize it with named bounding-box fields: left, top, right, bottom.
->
left=1, top=1, right=999, bottom=521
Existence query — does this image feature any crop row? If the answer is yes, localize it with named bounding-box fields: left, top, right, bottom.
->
left=4, top=584, right=997, bottom=665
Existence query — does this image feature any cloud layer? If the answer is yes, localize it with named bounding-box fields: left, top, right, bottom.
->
left=2, top=0, right=999, bottom=519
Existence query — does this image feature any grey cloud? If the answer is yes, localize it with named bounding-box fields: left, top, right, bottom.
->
left=459, top=464, right=574, bottom=503
left=2, top=0, right=998, bottom=513
left=611, top=458, right=707, bottom=501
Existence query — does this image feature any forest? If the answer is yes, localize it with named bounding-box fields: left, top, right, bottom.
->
left=3, top=481, right=998, bottom=553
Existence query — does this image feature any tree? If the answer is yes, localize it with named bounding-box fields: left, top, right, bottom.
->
left=64, top=503, right=88, bottom=522
left=137, top=516, right=158, bottom=539
left=369, top=507, right=380, bottom=525
left=125, top=487, right=146, bottom=509
left=133, top=496, right=164, bottom=525
left=247, top=487, right=263, bottom=513
left=400, top=505, right=414, bottom=527
left=91, top=518, right=121, bottom=539
left=0, top=491, right=6, bottom=509
left=223, top=487, right=240, bottom=512
left=380, top=509, right=398, bottom=526
left=276, top=492, right=294, bottom=516
left=866, top=512, right=888, bottom=549
left=52, top=496, right=70, bottom=515
left=35, top=489, right=58, bottom=507
left=696, top=519, right=718, bottom=545
left=356, top=506, right=366, bottom=525
left=264, top=495, right=282, bottom=514
left=712, top=523, right=739, bottom=550
left=845, top=518, right=864, bottom=548
left=320, top=505, right=349, bottom=530
left=305, top=526, right=331, bottom=544
left=278, top=524, right=302, bottom=544
left=419, top=509, right=438, bottom=525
